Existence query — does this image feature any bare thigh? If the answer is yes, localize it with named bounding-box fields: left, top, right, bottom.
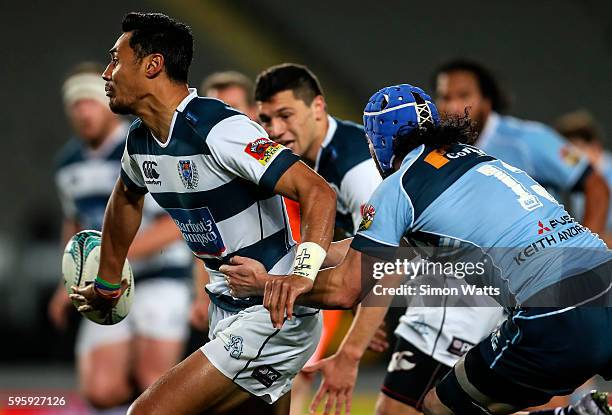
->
left=129, top=349, right=284, bottom=415
left=133, top=336, right=185, bottom=390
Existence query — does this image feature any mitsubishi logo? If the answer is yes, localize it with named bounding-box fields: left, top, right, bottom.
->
left=537, top=220, right=551, bottom=235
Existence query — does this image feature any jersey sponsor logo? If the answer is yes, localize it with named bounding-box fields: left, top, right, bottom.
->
left=142, top=161, right=162, bottom=185
left=168, top=207, right=226, bottom=256
left=447, top=337, right=475, bottom=357
left=358, top=203, right=376, bottom=231
left=251, top=365, right=281, bottom=388
left=445, top=146, right=486, bottom=159
left=387, top=351, right=416, bottom=372
left=224, top=334, right=243, bottom=359
left=537, top=220, right=551, bottom=234
left=177, top=160, right=199, bottom=189
left=424, top=149, right=449, bottom=169
left=244, top=138, right=282, bottom=165
left=560, top=145, right=581, bottom=166
left=514, top=218, right=587, bottom=265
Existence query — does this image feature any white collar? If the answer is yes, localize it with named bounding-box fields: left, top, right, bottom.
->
left=151, top=88, right=198, bottom=148
left=476, top=112, right=500, bottom=148
left=314, top=115, right=337, bottom=171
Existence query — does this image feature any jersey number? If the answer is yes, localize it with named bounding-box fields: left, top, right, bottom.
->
left=476, top=164, right=557, bottom=211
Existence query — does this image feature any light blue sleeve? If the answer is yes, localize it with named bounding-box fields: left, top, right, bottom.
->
left=351, top=171, right=414, bottom=251
left=522, top=124, right=589, bottom=191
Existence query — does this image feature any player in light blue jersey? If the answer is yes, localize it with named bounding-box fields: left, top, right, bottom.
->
left=556, top=110, right=612, bottom=246
left=222, top=84, right=611, bottom=415
left=49, top=63, right=194, bottom=412
left=434, top=59, right=609, bottom=234
left=69, top=13, right=338, bottom=415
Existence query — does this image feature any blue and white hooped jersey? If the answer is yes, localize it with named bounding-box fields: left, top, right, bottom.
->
left=314, top=116, right=382, bottom=235
left=55, top=123, right=193, bottom=281
left=120, top=89, right=301, bottom=297
left=478, top=113, right=591, bottom=191
left=351, top=143, right=610, bottom=306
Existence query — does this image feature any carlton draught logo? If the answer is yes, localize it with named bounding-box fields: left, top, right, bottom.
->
left=245, top=138, right=282, bottom=165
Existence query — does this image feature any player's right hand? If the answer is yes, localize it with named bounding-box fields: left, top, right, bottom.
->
left=264, top=275, right=313, bottom=329
left=69, top=279, right=128, bottom=315
left=302, top=352, right=360, bottom=415
left=48, top=285, right=72, bottom=330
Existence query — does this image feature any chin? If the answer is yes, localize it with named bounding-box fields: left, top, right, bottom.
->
left=109, top=99, right=133, bottom=115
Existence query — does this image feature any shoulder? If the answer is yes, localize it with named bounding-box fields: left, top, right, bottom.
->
left=182, top=97, right=245, bottom=139
left=320, top=117, right=371, bottom=180
left=498, top=114, right=562, bottom=144
left=54, top=138, right=84, bottom=171
left=400, top=144, right=494, bottom=218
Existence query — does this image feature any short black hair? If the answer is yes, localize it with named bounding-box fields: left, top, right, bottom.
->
left=255, top=63, right=323, bottom=104
left=201, top=71, right=254, bottom=105
left=122, top=12, right=193, bottom=83
left=393, top=116, right=477, bottom=163
left=433, top=59, right=509, bottom=113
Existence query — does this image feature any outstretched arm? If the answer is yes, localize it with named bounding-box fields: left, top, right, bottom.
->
left=70, top=178, right=144, bottom=312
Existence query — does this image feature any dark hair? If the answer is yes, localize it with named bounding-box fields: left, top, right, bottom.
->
left=555, top=110, right=603, bottom=143
left=255, top=63, right=323, bottom=104
left=433, top=59, right=509, bottom=113
left=122, top=12, right=193, bottom=83
left=393, top=116, right=477, bottom=162
left=201, top=71, right=254, bottom=105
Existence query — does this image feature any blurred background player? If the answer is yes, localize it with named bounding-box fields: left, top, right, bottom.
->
left=434, top=59, right=610, bottom=233
left=48, top=62, right=193, bottom=413
left=254, top=63, right=383, bottom=414
left=201, top=70, right=257, bottom=120
left=555, top=110, right=612, bottom=245
left=429, top=59, right=609, bottom=411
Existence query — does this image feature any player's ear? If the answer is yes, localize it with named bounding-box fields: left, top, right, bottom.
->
left=311, top=95, right=326, bottom=121
left=144, top=54, right=164, bottom=79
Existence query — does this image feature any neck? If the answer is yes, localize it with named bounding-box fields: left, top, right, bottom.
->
left=87, top=117, right=121, bottom=150
left=135, top=83, right=190, bottom=142
left=302, top=115, right=330, bottom=164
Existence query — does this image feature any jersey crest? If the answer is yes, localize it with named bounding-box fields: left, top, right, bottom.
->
left=177, top=159, right=199, bottom=189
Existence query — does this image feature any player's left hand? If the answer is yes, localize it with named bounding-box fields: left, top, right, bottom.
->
left=264, top=275, right=313, bottom=329
left=219, top=256, right=268, bottom=297
left=302, top=352, right=359, bottom=415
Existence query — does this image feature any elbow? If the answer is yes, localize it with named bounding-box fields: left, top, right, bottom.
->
left=317, top=180, right=337, bottom=209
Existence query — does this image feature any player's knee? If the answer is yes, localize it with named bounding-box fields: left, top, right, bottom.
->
left=82, top=377, right=132, bottom=409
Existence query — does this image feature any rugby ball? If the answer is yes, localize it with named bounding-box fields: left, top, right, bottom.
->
left=62, top=230, right=134, bottom=325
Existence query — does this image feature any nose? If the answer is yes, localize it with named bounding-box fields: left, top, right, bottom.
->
left=102, top=63, right=112, bottom=82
